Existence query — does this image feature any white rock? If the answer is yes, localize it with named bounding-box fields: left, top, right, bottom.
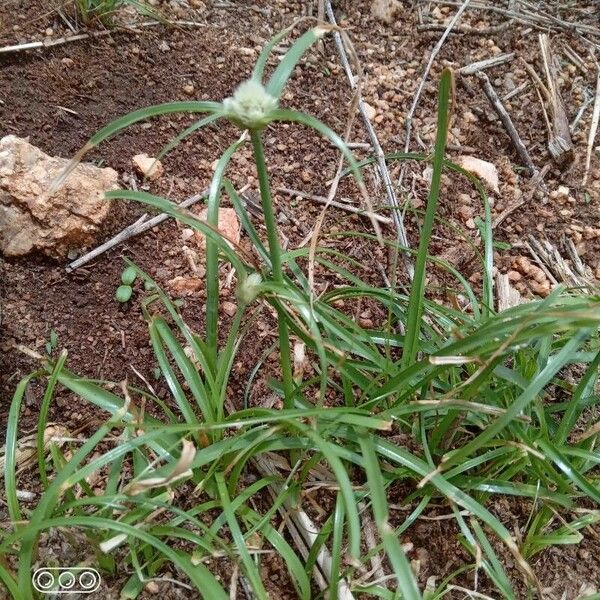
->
left=363, top=102, right=377, bottom=121
left=422, top=165, right=433, bottom=184
left=0, top=135, right=118, bottom=258
left=455, top=155, right=500, bottom=194
left=132, top=153, right=164, bottom=181
left=181, top=228, right=195, bottom=241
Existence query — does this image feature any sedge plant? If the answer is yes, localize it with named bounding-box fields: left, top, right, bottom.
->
left=3, top=23, right=600, bottom=600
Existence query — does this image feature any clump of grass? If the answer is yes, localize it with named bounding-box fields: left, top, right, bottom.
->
left=74, top=0, right=157, bottom=27
left=3, top=23, right=600, bottom=600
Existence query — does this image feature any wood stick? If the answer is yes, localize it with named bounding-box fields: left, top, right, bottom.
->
left=0, top=20, right=207, bottom=55
left=417, top=21, right=510, bottom=35
left=324, top=0, right=413, bottom=278
left=539, top=34, right=574, bottom=166
left=496, top=273, right=522, bottom=312
left=476, top=71, right=538, bottom=177
left=278, top=187, right=393, bottom=224
left=571, top=91, right=594, bottom=133
left=583, top=69, right=600, bottom=187
left=561, top=43, right=588, bottom=74
left=458, top=53, right=515, bottom=76
left=357, top=501, right=386, bottom=584
left=431, top=0, right=600, bottom=38
left=526, top=235, right=592, bottom=287
left=525, top=237, right=559, bottom=286
left=503, top=82, right=529, bottom=102
left=66, top=190, right=207, bottom=272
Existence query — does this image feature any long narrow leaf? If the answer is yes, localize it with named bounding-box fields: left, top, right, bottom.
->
left=402, top=69, right=452, bottom=368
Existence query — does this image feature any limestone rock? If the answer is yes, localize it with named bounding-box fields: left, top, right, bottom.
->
left=0, top=135, right=118, bottom=258
left=222, top=301, right=237, bottom=317
left=192, top=207, right=241, bottom=250
left=456, top=156, right=500, bottom=194
left=132, top=153, right=164, bottom=181
left=167, top=276, right=203, bottom=295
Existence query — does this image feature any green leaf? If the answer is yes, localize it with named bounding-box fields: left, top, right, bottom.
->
left=359, top=432, right=422, bottom=600
left=266, top=27, right=325, bottom=98
left=402, top=68, right=452, bottom=368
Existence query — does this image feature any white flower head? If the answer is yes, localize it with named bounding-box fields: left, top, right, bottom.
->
left=223, top=79, right=278, bottom=129
left=236, top=272, right=263, bottom=305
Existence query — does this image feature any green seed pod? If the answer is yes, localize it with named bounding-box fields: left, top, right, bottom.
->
left=236, top=272, right=263, bottom=305
left=144, top=280, right=155, bottom=291
left=121, top=266, right=137, bottom=285
left=116, top=285, right=133, bottom=303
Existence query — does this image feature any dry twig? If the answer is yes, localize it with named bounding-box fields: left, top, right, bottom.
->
left=476, top=71, right=538, bottom=177
left=528, top=235, right=596, bottom=288
left=496, top=273, right=522, bottom=312
left=583, top=68, right=600, bottom=186
left=0, top=20, right=207, bottom=55
left=503, top=82, right=529, bottom=102
left=427, top=1, right=600, bottom=40
left=417, top=21, right=509, bottom=35
left=278, top=187, right=392, bottom=225
left=324, top=0, right=413, bottom=278
left=458, top=53, right=515, bottom=76
left=538, top=34, right=574, bottom=166
left=66, top=190, right=207, bottom=272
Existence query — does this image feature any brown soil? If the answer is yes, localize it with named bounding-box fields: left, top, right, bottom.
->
left=1, top=0, right=599, bottom=598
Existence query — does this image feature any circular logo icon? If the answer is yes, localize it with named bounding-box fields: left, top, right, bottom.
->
left=32, top=568, right=101, bottom=594
left=58, top=571, right=76, bottom=589
left=33, top=570, right=55, bottom=591
left=79, top=570, right=100, bottom=590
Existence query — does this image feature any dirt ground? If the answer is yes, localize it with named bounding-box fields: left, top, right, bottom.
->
left=1, top=0, right=599, bottom=598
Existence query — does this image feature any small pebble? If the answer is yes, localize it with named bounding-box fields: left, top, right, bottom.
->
left=145, top=581, right=159, bottom=594
left=222, top=301, right=237, bottom=317
left=363, top=102, right=377, bottom=121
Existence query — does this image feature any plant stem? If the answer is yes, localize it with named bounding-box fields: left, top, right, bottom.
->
left=250, top=130, right=294, bottom=408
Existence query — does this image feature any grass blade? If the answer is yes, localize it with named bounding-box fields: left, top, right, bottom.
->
left=402, top=68, right=452, bottom=368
